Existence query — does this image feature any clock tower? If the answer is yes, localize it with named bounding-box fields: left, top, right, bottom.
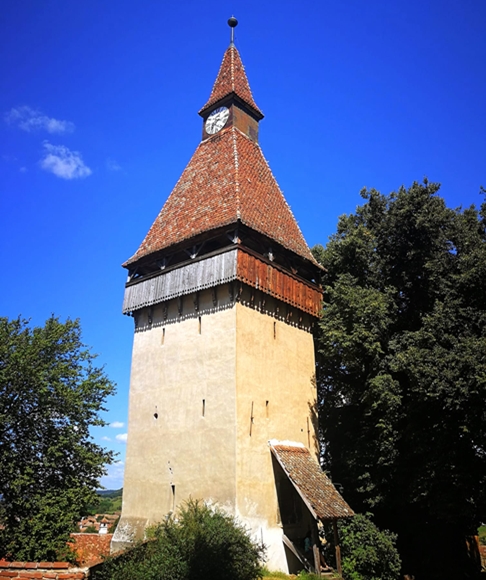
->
left=112, top=19, right=352, bottom=573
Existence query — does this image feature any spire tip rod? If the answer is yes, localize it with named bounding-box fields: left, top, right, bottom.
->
left=228, top=16, right=238, bottom=45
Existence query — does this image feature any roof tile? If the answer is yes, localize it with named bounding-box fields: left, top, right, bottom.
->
left=271, top=443, right=354, bottom=520
left=125, top=127, right=315, bottom=266
left=199, top=45, right=263, bottom=116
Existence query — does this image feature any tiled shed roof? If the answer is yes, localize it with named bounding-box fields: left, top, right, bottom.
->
left=270, top=442, right=354, bottom=520
left=124, top=127, right=315, bottom=266
left=199, top=44, right=263, bottom=117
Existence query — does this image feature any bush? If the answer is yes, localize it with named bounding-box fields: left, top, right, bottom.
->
left=338, top=514, right=401, bottom=580
left=92, top=499, right=265, bottom=580
left=324, top=514, right=401, bottom=580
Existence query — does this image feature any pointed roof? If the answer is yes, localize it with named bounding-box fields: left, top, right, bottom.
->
left=124, top=127, right=315, bottom=266
left=199, top=45, right=263, bottom=118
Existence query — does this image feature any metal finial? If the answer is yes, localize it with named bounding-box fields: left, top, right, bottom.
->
left=228, top=16, right=238, bottom=45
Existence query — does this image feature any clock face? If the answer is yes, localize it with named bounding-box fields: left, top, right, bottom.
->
left=205, top=106, right=230, bottom=135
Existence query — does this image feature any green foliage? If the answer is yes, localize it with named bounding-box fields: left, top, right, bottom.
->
left=84, top=525, right=98, bottom=534
left=313, top=181, right=486, bottom=578
left=259, top=568, right=290, bottom=578
left=86, top=489, right=123, bottom=515
left=296, top=571, right=328, bottom=580
left=336, top=514, right=401, bottom=580
left=259, top=567, right=338, bottom=579
left=0, top=316, right=116, bottom=561
left=479, top=526, right=486, bottom=546
left=92, top=499, right=265, bottom=580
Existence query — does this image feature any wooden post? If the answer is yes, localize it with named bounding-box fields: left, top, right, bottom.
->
left=313, top=543, right=321, bottom=577
left=333, top=519, right=342, bottom=577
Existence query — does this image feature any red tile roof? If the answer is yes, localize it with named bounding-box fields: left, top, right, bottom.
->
left=125, top=127, right=316, bottom=266
left=270, top=443, right=354, bottom=520
left=69, top=533, right=113, bottom=567
left=199, top=45, right=263, bottom=117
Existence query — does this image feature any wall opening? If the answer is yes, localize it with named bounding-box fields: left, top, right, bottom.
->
left=171, top=484, right=176, bottom=512
left=273, top=321, right=276, bottom=339
left=198, top=316, right=202, bottom=334
left=266, top=400, right=269, bottom=418
left=161, top=327, right=165, bottom=345
left=202, top=399, right=206, bottom=417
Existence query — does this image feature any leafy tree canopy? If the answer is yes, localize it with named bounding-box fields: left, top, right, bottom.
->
left=0, top=316, right=116, bottom=561
left=313, top=181, right=486, bottom=579
left=92, top=499, right=265, bottom=580
left=335, top=513, right=401, bottom=580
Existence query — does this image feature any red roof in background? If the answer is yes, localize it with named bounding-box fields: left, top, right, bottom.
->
left=125, top=127, right=315, bottom=266
left=69, top=533, right=112, bottom=567
left=199, top=44, right=263, bottom=117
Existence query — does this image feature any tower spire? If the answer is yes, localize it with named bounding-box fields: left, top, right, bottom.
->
left=228, top=16, right=238, bottom=46
left=199, top=26, right=263, bottom=118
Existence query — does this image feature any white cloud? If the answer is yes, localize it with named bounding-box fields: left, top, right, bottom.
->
left=101, top=436, right=112, bottom=442
left=5, top=106, right=75, bottom=134
left=100, top=461, right=125, bottom=489
left=116, top=433, right=128, bottom=443
left=106, top=158, right=122, bottom=172
left=110, top=421, right=125, bottom=429
left=40, top=141, right=92, bottom=180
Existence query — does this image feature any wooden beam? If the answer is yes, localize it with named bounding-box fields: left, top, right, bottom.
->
left=282, top=534, right=314, bottom=573
left=313, top=544, right=321, bottom=577
left=333, top=519, right=342, bottom=577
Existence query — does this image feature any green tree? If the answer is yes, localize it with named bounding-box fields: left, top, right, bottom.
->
left=313, top=181, right=486, bottom=579
left=333, top=514, right=401, bottom=580
left=92, top=499, right=265, bottom=580
left=0, top=316, right=116, bottom=561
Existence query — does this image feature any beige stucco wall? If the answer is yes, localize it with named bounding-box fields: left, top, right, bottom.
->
left=234, top=302, right=318, bottom=569
left=113, top=284, right=318, bottom=573
left=113, top=289, right=238, bottom=550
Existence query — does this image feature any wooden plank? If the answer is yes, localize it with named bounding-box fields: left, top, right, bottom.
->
left=282, top=535, right=314, bottom=573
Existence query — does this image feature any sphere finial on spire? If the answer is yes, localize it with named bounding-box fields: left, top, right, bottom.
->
left=228, top=16, right=238, bottom=45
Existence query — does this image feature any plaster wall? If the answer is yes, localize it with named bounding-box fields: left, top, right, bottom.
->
left=113, top=283, right=319, bottom=573
left=113, top=289, right=238, bottom=550
left=234, top=301, right=318, bottom=571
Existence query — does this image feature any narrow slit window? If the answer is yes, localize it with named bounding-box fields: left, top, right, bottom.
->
left=266, top=400, right=269, bottom=418
left=198, top=316, right=202, bottom=334
left=161, top=327, right=166, bottom=345
left=171, top=484, right=176, bottom=512
left=202, top=399, right=206, bottom=417
left=273, top=321, right=276, bottom=339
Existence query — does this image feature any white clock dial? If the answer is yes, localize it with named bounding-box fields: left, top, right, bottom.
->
left=205, top=106, right=230, bottom=135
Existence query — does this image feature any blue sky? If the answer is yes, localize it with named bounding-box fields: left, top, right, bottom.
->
left=1, top=0, right=485, bottom=489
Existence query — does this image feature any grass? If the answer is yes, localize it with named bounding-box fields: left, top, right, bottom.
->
left=260, top=568, right=341, bottom=580
left=479, top=525, right=486, bottom=545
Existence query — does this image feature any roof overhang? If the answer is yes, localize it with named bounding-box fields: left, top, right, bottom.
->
left=269, top=440, right=354, bottom=521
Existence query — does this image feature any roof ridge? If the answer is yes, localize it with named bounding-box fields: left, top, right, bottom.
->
left=238, top=131, right=316, bottom=263
left=230, top=43, right=235, bottom=92
left=232, top=128, right=241, bottom=219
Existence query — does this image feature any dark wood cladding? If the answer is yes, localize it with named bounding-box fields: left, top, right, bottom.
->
left=236, top=249, right=322, bottom=317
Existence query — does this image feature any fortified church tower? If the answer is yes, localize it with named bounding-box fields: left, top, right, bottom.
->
left=113, top=19, right=352, bottom=573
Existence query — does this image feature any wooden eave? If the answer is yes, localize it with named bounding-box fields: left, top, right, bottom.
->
left=199, top=92, right=264, bottom=121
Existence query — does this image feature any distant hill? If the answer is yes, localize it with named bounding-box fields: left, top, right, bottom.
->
left=97, top=488, right=123, bottom=498
left=87, top=489, right=123, bottom=514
